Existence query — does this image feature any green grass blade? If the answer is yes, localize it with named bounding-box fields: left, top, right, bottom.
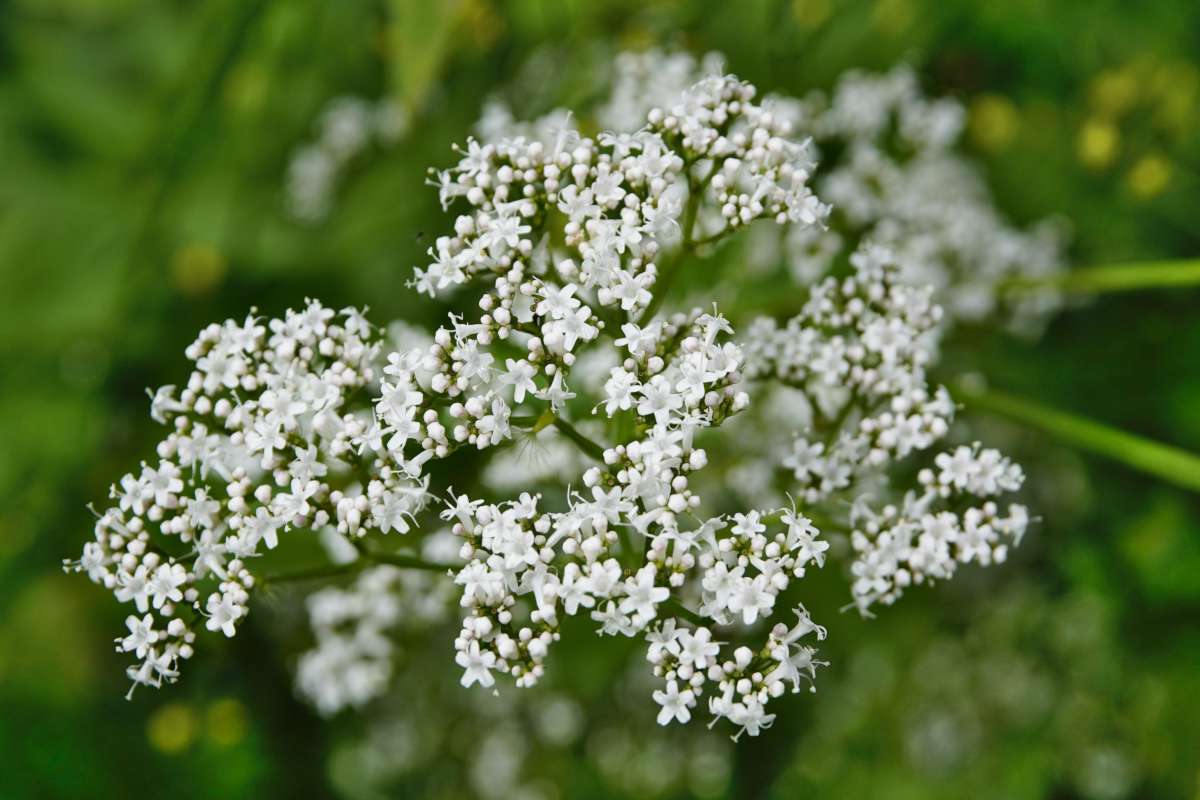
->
left=956, top=382, right=1200, bottom=492
left=1006, top=258, right=1200, bottom=295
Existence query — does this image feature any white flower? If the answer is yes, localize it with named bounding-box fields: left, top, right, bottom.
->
left=205, top=592, right=242, bottom=638
left=456, top=640, right=497, bottom=688
left=653, top=679, right=696, bottom=725
left=119, top=614, right=160, bottom=659
left=147, top=563, right=187, bottom=609
left=619, top=565, right=670, bottom=623
left=500, top=358, right=538, bottom=404
left=727, top=575, right=775, bottom=625
left=677, top=627, right=720, bottom=669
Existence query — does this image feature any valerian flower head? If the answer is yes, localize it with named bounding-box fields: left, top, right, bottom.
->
left=490, top=49, right=1067, bottom=333
left=72, top=61, right=1030, bottom=739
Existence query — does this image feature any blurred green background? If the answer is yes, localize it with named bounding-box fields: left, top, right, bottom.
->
left=2, top=0, right=1199, bottom=798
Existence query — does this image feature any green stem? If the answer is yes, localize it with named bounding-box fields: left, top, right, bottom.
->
left=637, top=164, right=713, bottom=325
left=662, top=597, right=707, bottom=627
left=511, top=407, right=555, bottom=432
left=514, top=407, right=609, bottom=462
left=264, top=560, right=363, bottom=584
left=551, top=417, right=608, bottom=462
left=1004, top=258, right=1200, bottom=295
left=264, top=549, right=455, bottom=585
left=957, top=382, right=1200, bottom=492
left=370, top=551, right=457, bottom=572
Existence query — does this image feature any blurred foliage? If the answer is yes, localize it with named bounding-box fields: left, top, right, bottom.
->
left=1, top=0, right=1198, bottom=798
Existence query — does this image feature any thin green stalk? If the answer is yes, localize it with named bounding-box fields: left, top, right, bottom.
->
left=637, top=163, right=713, bottom=325
left=509, top=413, right=541, bottom=428
left=265, top=549, right=455, bottom=585
left=1004, top=258, right=1200, bottom=295
left=661, top=597, right=707, bottom=627
left=265, top=560, right=364, bottom=584
left=370, top=551, right=458, bottom=572
left=956, top=382, right=1200, bottom=492
left=510, top=408, right=555, bottom=431
left=551, top=417, right=608, bottom=462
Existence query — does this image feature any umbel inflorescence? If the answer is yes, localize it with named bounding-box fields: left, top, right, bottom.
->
left=485, top=50, right=1067, bottom=333
left=69, top=66, right=1029, bottom=739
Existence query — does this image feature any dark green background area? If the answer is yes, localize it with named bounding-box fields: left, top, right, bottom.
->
left=1, top=1, right=1197, bottom=798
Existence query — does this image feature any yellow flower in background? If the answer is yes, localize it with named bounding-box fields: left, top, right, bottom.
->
left=226, top=61, right=270, bottom=117
left=1127, top=154, right=1171, bottom=199
left=793, top=0, right=832, bottom=30
left=1152, top=61, right=1199, bottom=137
left=968, top=94, right=1019, bottom=153
left=171, top=243, right=227, bottom=296
left=1089, top=67, right=1139, bottom=119
left=872, top=0, right=914, bottom=35
left=1077, top=119, right=1120, bottom=170
left=206, top=697, right=250, bottom=747
left=147, top=702, right=198, bottom=754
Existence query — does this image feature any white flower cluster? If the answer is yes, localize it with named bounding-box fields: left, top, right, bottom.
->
left=440, top=309, right=828, bottom=735
left=588, top=51, right=1067, bottom=331
left=286, top=95, right=410, bottom=221
left=742, top=245, right=950, bottom=505
left=76, top=63, right=1032, bottom=740
left=64, top=300, right=433, bottom=695
left=298, top=557, right=457, bottom=715
left=803, top=66, right=1066, bottom=328
left=418, top=70, right=824, bottom=301
left=848, top=443, right=1028, bottom=612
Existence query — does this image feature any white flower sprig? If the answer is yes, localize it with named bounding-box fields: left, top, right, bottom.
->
left=506, top=50, right=1067, bottom=331
left=73, top=64, right=1029, bottom=739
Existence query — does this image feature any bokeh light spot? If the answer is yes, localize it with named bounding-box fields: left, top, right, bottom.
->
left=147, top=702, right=198, bottom=754
left=206, top=697, right=251, bottom=747
left=968, top=94, right=1019, bottom=153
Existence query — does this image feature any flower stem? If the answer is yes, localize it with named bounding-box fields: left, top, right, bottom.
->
left=264, top=548, right=455, bottom=585
left=956, top=381, right=1200, bottom=492
left=637, top=163, right=714, bottom=325
left=263, top=561, right=364, bottom=584
left=662, top=597, right=707, bottom=627
left=552, top=416, right=608, bottom=462
left=370, top=551, right=457, bottom=572
left=1004, top=258, right=1200, bottom=295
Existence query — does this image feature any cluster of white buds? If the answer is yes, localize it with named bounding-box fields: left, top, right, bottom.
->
left=76, top=63, right=1033, bottom=740
left=65, top=301, right=439, bottom=694
left=849, top=443, right=1028, bottom=611
left=585, top=51, right=1066, bottom=331
left=286, top=95, right=409, bottom=221
left=742, top=245, right=950, bottom=505
left=802, top=66, right=1066, bottom=329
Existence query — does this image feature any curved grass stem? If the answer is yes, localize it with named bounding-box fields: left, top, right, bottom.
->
left=1004, top=258, right=1200, bottom=295
left=956, top=381, right=1200, bottom=492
